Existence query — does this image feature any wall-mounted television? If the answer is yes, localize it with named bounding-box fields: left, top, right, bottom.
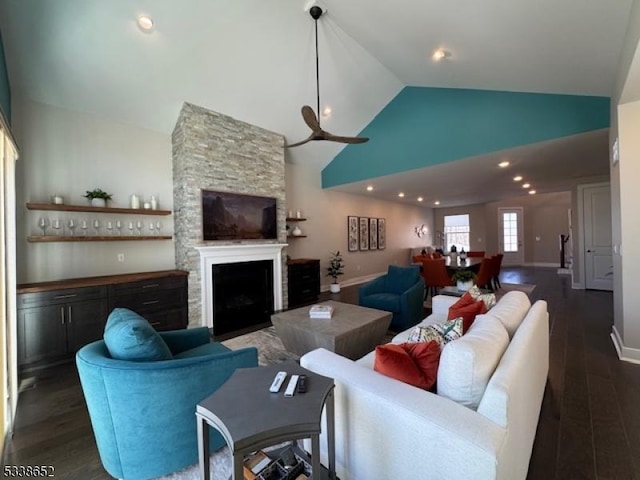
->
left=202, top=190, right=277, bottom=241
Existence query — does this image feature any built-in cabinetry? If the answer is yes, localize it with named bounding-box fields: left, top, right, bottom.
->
left=25, top=203, right=172, bottom=242
left=17, top=270, right=188, bottom=371
left=287, top=259, right=320, bottom=308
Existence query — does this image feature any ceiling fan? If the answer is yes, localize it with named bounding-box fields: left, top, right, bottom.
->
left=286, top=5, right=369, bottom=148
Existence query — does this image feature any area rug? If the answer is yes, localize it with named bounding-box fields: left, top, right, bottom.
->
left=424, top=282, right=536, bottom=308
left=221, top=326, right=299, bottom=366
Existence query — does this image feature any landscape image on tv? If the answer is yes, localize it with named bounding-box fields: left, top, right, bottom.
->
left=202, top=190, right=277, bottom=241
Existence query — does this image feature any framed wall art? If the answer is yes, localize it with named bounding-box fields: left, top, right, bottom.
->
left=347, top=216, right=359, bottom=252
left=377, top=218, right=386, bottom=250
left=369, top=218, right=378, bottom=250
left=359, top=217, right=369, bottom=251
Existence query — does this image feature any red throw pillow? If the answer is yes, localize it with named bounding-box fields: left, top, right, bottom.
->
left=373, top=341, right=441, bottom=390
left=448, top=296, right=488, bottom=333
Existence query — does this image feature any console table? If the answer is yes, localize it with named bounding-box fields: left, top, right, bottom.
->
left=196, top=362, right=335, bottom=480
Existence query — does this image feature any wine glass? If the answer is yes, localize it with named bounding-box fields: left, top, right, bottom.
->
left=106, top=220, right=114, bottom=236
left=80, top=220, right=89, bottom=236
left=38, top=217, right=50, bottom=235
left=148, top=222, right=156, bottom=236
left=67, top=218, right=76, bottom=237
left=127, top=221, right=135, bottom=236
left=93, top=219, right=101, bottom=236
left=155, top=220, right=162, bottom=235
left=52, top=219, right=62, bottom=236
left=136, top=220, right=143, bottom=236
left=115, top=220, right=122, bottom=236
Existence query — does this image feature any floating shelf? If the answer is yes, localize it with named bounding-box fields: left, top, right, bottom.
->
left=285, top=217, right=307, bottom=222
left=287, top=235, right=308, bottom=238
left=26, top=203, right=172, bottom=216
left=27, top=235, right=172, bottom=243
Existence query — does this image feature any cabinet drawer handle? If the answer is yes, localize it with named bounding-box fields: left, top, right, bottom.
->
left=54, top=294, right=77, bottom=300
left=143, top=300, right=160, bottom=305
left=60, top=306, right=65, bottom=325
left=68, top=306, right=72, bottom=324
left=142, top=284, right=160, bottom=289
left=149, top=321, right=161, bottom=327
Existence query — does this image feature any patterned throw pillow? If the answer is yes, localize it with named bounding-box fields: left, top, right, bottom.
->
left=408, top=318, right=463, bottom=348
left=468, top=285, right=497, bottom=310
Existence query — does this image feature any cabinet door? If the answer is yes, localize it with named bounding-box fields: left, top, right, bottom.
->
left=17, top=305, right=67, bottom=365
left=67, top=298, right=109, bottom=353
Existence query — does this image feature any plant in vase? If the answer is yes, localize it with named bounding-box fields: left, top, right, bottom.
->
left=451, top=269, right=475, bottom=292
left=327, top=250, right=345, bottom=293
left=83, top=188, right=113, bottom=208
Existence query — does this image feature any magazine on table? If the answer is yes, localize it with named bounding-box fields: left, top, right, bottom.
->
left=308, top=304, right=334, bottom=318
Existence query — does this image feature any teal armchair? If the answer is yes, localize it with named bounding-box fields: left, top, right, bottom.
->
left=358, top=265, right=425, bottom=332
left=76, top=326, right=258, bottom=480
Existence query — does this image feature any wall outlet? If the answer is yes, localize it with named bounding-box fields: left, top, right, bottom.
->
left=117, top=253, right=125, bottom=262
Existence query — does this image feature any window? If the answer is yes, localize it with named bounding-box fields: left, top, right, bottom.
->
left=502, top=212, right=518, bottom=252
left=444, top=214, right=470, bottom=252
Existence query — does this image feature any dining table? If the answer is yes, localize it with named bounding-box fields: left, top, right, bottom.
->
left=444, top=256, right=483, bottom=274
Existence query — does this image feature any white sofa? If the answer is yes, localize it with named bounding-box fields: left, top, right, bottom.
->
left=300, top=291, right=549, bottom=480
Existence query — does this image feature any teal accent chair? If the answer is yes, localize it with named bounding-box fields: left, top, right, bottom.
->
left=358, top=265, right=425, bottom=332
left=76, top=327, right=258, bottom=480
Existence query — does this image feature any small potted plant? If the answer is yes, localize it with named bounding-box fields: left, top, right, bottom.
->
left=452, top=269, right=475, bottom=291
left=327, top=250, right=345, bottom=293
left=83, top=188, right=113, bottom=208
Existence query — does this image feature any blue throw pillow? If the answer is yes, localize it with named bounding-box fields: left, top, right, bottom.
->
left=386, top=265, right=419, bottom=294
left=104, top=308, right=173, bottom=361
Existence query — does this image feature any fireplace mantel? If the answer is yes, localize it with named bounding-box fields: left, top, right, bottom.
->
left=196, top=243, right=288, bottom=328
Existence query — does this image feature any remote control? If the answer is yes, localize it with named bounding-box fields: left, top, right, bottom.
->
left=270, top=371, right=287, bottom=393
left=284, top=374, right=300, bottom=397
left=297, top=374, right=307, bottom=393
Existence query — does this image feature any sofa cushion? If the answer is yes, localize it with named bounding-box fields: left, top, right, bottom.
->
left=437, top=315, right=509, bottom=409
left=104, top=308, right=173, bottom=362
left=487, top=291, right=531, bottom=338
left=374, top=341, right=441, bottom=390
left=407, top=318, right=463, bottom=348
left=448, top=294, right=488, bottom=333
left=360, top=292, right=401, bottom=312
left=386, top=265, right=419, bottom=295
left=173, top=341, right=231, bottom=359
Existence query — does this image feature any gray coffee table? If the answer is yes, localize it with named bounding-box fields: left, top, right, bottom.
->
left=271, top=300, right=392, bottom=360
left=197, top=362, right=335, bottom=480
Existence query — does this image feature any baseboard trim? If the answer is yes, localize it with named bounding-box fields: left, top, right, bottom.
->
left=321, top=272, right=385, bottom=292
left=572, top=282, right=584, bottom=290
left=611, top=325, right=640, bottom=364
left=557, top=268, right=572, bottom=275
left=524, top=262, right=561, bottom=268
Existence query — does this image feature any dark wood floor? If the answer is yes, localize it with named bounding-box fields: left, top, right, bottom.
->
left=3, top=267, right=639, bottom=480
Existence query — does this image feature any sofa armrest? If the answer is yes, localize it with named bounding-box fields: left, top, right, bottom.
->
left=358, top=275, right=386, bottom=299
left=301, top=348, right=505, bottom=480
left=432, top=294, right=459, bottom=314
left=159, top=327, right=211, bottom=354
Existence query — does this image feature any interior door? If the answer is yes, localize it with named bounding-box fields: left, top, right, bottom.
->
left=498, top=207, right=524, bottom=266
left=583, top=184, right=613, bottom=291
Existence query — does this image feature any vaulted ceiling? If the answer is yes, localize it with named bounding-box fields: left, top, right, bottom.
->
left=0, top=0, right=633, bottom=206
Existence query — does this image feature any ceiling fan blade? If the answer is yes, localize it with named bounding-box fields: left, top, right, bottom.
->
left=323, top=132, right=370, bottom=144
left=285, top=133, right=315, bottom=148
left=301, top=105, right=321, bottom=131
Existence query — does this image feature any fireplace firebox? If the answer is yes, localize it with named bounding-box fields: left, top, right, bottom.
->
left=212, top=260, right=274, bottom=336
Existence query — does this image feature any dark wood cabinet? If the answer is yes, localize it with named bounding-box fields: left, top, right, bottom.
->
left=17, top=270, right=188, bottom=371
left=287, top=259, right=320, bottom=309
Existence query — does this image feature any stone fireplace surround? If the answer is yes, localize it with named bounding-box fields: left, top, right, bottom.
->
left=172, top=103, right=287, bottom=328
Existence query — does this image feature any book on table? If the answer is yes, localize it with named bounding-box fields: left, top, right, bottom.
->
left=309, top=304, right=334, bottom=319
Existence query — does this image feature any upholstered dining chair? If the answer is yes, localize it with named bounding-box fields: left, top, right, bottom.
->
left=421, top=258, right=454, bottom=299
left=76, top=308, right=259, bottom=480
left=492, top=253, right=504, bottom=290
left=474, top=257, right=497, bottom=291
left=467, top=250, right=486, bottom=258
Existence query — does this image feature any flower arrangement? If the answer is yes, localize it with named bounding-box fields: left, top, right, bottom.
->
left=451, top=269, right=475, bottom=283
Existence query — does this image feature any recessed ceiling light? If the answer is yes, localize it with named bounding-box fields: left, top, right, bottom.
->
left=434, top=200, right=440, bottom=205
left=137, top=15, right=154, bottom=32
left=432, top=49, right=451, bottom=61
left=417, top=197, right=423, bottom=202
left=398, top=192, right=405, bottom=198
left=366, top=185, right=374, bottom=192
left=513, top=176, right=523, bottom=182
left=522, top=183, right=530, bottom=188
left=498, top=161, right=510, bottom=168
left=529, top=190, right=537, bottom=195
left=322, top=106, right=332, bottom=117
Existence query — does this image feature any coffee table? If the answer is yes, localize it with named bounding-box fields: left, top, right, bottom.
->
left=440, top=286, right=490, bottom=297
left=271, top=300, right=392, bottom=360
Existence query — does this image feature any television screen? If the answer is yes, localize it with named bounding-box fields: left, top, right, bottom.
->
left=201, top=190, right=277, bottom=241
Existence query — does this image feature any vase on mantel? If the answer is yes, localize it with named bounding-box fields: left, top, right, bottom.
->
left=91, top=198, right=106, bottom=208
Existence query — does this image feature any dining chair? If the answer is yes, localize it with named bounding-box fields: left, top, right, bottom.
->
left=421, top=258, right=454, bottom=299
left=474, top=257, right=496, bottom=291
left=467, top=251, right=486, bottom=258
left=492, top=253, right=504, bottom=290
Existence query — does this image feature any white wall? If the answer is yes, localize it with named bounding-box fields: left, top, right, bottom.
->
left=13, top=99, right=175, bottom=283
left=285, top=163, right=434, bottom=289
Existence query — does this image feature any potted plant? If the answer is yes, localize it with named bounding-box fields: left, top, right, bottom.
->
left=327, top=250, right=345, bottom=293
left=452, top=269, right=475, bottom=291
left=83, top=188, right=113, bottom=208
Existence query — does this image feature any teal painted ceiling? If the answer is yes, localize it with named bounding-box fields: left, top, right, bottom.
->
left=322, top=87, right=609, bottom=188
